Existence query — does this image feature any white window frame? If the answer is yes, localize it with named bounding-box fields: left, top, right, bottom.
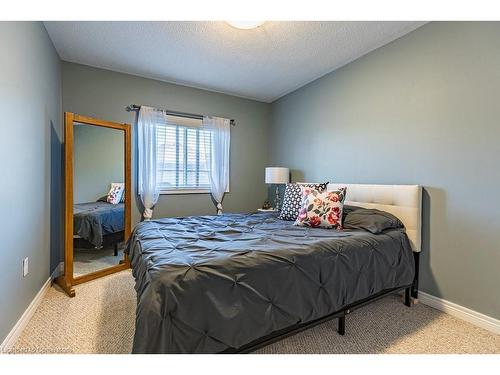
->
left=156, top=115, right=230, bottom=195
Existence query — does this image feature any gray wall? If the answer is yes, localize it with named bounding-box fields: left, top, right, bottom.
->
left=62, top=62, right=271, bottom=224
left=269, top=22, right=500, bottom=319
left=73, top=124, right=124, bottom=203
left=0, top=23, right=62, bottom=343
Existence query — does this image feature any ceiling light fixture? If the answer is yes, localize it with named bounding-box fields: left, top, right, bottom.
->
left=226, top=21, right=265, bottom=30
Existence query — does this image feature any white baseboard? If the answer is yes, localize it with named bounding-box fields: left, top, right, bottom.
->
left=0, top=265, right=60, bottom=353
left=419, top=292, right=500, bottom=335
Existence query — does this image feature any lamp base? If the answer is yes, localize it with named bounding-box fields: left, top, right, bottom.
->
left=275, top=185, right=281, bottom=211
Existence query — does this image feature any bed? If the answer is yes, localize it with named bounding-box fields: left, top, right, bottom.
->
left=125, top=183, right=422, bottom=353
left=73, top=201, right=125, bottom=249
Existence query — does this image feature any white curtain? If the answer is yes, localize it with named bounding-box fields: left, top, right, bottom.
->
left=202, top=116, right=230, bottom=215
left=137, top=106, right=165, bottom=220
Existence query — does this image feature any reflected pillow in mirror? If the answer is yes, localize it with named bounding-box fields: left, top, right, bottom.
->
left=107, top=182, right=125, bottom=204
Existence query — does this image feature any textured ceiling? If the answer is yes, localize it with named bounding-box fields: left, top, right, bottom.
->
left=44, top=21, right=426, bottom=102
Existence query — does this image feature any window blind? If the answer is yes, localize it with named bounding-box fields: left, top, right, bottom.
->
left=156, top=116, right=212, bottom=191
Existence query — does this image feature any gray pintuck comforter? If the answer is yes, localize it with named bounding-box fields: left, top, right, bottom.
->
left=74, top=202, right=124, bottom=247
left=125, top=212, right=414, bottom=353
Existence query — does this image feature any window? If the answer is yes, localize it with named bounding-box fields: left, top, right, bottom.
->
left=155, top=115, right=224, bottom=194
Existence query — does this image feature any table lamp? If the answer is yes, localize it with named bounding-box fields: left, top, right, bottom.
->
left=265, top=167, right=290, bottom=211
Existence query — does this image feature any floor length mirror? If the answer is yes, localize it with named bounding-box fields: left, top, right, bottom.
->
left=56, top=113, right=131, bottom=297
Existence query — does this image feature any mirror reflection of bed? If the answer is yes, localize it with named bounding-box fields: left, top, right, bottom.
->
left=73, top=122, right=125, bottom=277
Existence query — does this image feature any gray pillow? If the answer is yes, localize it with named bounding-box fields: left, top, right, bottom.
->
left=96, top=194, right=125, bottom=203
left=342, top=205, right=404, bottom=233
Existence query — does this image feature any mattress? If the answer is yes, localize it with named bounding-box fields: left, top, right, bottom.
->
left=73, top=202, right=125, bottom=248
left=126, top=212, right=414, bottom=353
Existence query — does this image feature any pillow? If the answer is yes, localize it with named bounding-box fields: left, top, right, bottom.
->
left=106, top=182, right=125, bottom=205
left=279, top=182, right=329, bottom=221
left=342, top=205, right=404, bottom=234
left=294, top=187, right=347, bottom=229
left=98, top=193, right=125, bottom=203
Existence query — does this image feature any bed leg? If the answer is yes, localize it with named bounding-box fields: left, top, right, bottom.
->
left=404, top=287, right=411, bottom=307
left=412, top=252, right=420, bottom=299
left=114, top=243, right=118, bottom=256
left=338, top=315, right=345, bottom=335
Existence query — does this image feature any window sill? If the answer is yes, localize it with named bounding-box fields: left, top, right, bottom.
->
left=159, top=189, right=230, bottom=195
left=160, top=189, right=211, bottom=195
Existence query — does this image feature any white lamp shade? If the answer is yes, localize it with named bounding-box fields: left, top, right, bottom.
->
left=265, top=167, right=289, bottom=184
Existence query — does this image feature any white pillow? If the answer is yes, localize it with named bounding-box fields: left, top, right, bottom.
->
left=106, top=182, right=125, bottom=205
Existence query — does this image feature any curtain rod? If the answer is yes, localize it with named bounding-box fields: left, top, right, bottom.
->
left=125, top=104, right=235, bottom=126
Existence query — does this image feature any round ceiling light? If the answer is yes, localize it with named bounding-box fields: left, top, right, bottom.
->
left=226, top=21, right=265, bottom=30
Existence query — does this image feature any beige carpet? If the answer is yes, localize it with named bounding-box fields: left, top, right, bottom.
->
left=9, top=270, right=500, bottom=354
left=74, top=246, right=124, bottom=277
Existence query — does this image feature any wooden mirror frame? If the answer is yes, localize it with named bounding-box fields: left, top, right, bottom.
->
left=56, top=112, right=132, bottom=297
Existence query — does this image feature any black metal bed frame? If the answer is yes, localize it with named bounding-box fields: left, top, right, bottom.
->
left=74, top=230, right=125, bottom=256
left=224, top=251, right=420, bottom=354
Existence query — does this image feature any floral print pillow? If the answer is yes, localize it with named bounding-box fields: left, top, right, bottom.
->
left=279, top=182, right=329, bottom=221
left=106, top=182, right=125, bottom=205
left=294, top=187, right=347, bottom=229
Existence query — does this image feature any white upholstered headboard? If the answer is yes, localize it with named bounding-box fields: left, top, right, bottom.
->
left=328, top=184, right=422, bottom=252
